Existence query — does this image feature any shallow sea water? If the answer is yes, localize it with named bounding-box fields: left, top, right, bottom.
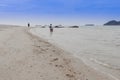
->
left=30, top=26, right=120, bottom=79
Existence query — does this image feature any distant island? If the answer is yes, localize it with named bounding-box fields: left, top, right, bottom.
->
left=69, top=26, right=79, bottom=28
left=85, top=24, right=95, bottom=26
left=104, top=20, right=120, bottom=25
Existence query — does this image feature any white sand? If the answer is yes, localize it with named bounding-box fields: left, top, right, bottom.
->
left=0, top=26, right=113, bottom=80
left=30, top=26, right=120, bottom=80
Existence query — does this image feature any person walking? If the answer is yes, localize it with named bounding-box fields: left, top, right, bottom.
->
left=49, top=24, right=53, bottom=36
left=28, top=23, right=30, bottom=27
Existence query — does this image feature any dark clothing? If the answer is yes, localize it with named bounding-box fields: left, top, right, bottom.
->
left=49, top=26, right=52, bottom=29
left=28, top=23, right=30, bottom=27
left=50, top=28, right=53, bottom=32
left=49, top=25, right=53, bottom=32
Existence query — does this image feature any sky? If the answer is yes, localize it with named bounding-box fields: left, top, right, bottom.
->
left=0, top=0, right=120, bottom=26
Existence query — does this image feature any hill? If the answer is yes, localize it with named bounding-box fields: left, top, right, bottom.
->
left=104, top=20, right=120, bottom=25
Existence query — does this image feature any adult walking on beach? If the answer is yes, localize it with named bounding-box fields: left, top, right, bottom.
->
left=49, top=24, right=53, bottom=35
left=28, top=23, right=30, bottom=27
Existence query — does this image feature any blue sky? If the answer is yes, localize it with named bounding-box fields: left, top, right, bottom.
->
left=0, top=0, right=120, bottom=26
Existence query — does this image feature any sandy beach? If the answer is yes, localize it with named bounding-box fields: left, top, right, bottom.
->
left=0, top=26, right=113, bottom=80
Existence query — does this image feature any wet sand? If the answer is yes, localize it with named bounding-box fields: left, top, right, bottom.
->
left=0, top=26, right=112, bottom=80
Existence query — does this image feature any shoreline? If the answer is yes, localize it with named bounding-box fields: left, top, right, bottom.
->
left=29, top=27, right=120, bottom=80
left=0, top=26, right=115, bottom=80
left=29, top=27, right=114, bottom=80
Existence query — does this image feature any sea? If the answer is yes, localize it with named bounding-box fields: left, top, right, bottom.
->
left=30, top=26, right=120, bottom=80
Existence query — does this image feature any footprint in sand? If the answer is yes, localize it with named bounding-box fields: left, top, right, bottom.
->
left=51, top=58, right=59, bottom=62
left=52, top=50, right=56, bottom=52
left=55, top=65, right=64, bottom=68
left=66, top=73, right=75, bottom=78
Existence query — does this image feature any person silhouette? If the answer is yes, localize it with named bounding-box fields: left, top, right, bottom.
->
left=28, top=23, right=30, bottom=27
left=49, top=24, right=53, bottom=35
